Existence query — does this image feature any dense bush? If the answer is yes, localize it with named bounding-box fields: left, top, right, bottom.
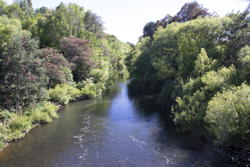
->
left=0, top=110, right=13, bottom=125
left=30, top=101, right=59, bottom=124
left=48, top=84, right=81, bottom=104
left=41, top=48, right=73, bottom=88
left=59, top=37, right=93, bottom=82
left=0, top=31, right=46, bottom=111
left=238, top=46, right=250, bottom=84
left=206, top=84, right=250, bottom=145
left=128, top=3, right=250, bottom=148
left=0, top=125, right=11, bottom=147
left=0, top=0, right=130, bottom=149
left=9, top=115, right=31, bottom=132
left=0, top=101, right=59, bottom=147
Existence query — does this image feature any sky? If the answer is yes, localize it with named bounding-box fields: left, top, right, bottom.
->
left=5, top=0, right=250, bottom=43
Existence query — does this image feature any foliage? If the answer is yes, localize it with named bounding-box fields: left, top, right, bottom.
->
left=77, top=78, right=100, bottom=98
left=30, top=101, right=59, bottom=124
left=0, top=16, right=22, bottom=53
left=48, top=84, right=81, bottom=105
left=0, top=0, right=129, bottom=114
left=194, top=48, right=216, bottom=76
left=36, top=2, right=86, bottom=47
left=0, top=124, right=11, bottom=144
left=223, top=8, right=250, bottom=64
left=0, top=31, right=46, bottom=111
left=201, top=65, right=236, bottom=91
left=41, top=48, right=73, bottom=88
left=0, top=110, right=14, bottom=125
left=0, top=0, right=130, bottom=150
left=238, top=46, right=250, bottom=83
left=174, top=66, right=236, bottom=135
left=143, top=22, right=156, bottom=39
left=130, top=16, right=232, bottom=98
left=15, top=0, right=33, bottom=17
left=0, top=101, right=59, bottom=147
left=142, top=1, right=214, bottom=39
left=84, top=10, right=104, bottom=37
left=0, top=2, right=25, bottom=19
left=128, top=3, right=250, bottom=147
left=206, top=84, right=250, bottom=145
left=9, top=115, right=31, bottom=132
left=172, top=1, right=212, bottom=22
left=59, top=37, right=93, bottom=82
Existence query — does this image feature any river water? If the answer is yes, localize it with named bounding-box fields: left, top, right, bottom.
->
left=0, top=83, right=231, bottom=167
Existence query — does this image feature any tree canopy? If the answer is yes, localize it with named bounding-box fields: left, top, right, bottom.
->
left=127, top=3, right=250, bottom=149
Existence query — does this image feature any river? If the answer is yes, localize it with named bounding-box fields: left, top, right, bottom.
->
left=0, top=83, right=232, bottom=167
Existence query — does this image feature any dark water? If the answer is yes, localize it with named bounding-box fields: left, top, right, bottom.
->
left=0, top=83, right=232, bottom=167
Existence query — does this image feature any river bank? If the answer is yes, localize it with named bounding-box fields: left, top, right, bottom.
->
left=0, top=81, right=120, bottom=152
left=0, top=101, right=59, bottom=151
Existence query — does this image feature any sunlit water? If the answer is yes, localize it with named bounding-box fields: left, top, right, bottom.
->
left=0, top=83, right=232, bottom=167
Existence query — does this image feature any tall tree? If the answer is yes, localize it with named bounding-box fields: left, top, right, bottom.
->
left=172, top=1, right=211, bottom=22
left=59, top=37, right=93, bottom=82
left=142, top=1, right=213, bottom=38
left=223, top=6, right=250, bottom=65
left=41, top=48, right=73, bottom=88
left=15, top=0, right=33, bottom=17
left=0, top=32, right=45, bottom=111
left=143, top=22, right=156, bottom=39
left=84, top=10, right=104, bottom=37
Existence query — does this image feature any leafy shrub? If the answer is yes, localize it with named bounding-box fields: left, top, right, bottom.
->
left=31, top=111, right=53, bottom=124
left=174, top=89, right=208, bottom=135
left=0, top=110, right=13, bottom=125
left=9, top=115, right=32, bottom=132
left=201, top=65, right=236, bottom=91
left=77, top=78, right=98, bottom=98
left=194, top=48, right=217, bottom=76
left=0, top=125, right=11, bottom=143
left=206, top=84, right=250, bottom=145
left=174, top=66, right=237, bottom=135
left=30, top=101, right=59, bottom=124
left=48, top=84, right=81, bottom=104
left=90, top=68, right=109, bottom=83
left=238, top=46, right=250, bottom=83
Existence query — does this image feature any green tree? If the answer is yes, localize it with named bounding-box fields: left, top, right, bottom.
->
left=194, top=48, right=216, bottom=76
left=59, top=37, right=93, bottom=82
left=206, top=84, right=250, bottom=145
left=173, top=1, right=212, bottom=22
left=37, top=3, right=70, bottom=47
left=41, top=48, right=73, bottom=88
left=15, top=0, right=33, bottom=17
left=0, top=32, right=46, bottom=111
left=84, top=10, right=104, bottom=37
left=143, top=22, right=156, bottom=39
left=238, top=46, right=250, bottom=83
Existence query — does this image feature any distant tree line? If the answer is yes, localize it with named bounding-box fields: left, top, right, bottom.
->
left=143, top=1, right=215, bottom=39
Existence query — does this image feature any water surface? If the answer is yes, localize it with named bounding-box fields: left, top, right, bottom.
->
left=0, top=83, right=231, bottom=167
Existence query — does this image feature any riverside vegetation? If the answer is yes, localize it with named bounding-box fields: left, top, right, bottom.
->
left=0, top=0, right=130, bottom=149
left=126, top=2, right=250, bottom=166
left=0, top=0, right=250, bottom=166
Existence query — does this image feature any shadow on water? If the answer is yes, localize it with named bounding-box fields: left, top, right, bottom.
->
left=124, top=84, right=233, bottom=167
left=0, top=82, right=233, bottom=167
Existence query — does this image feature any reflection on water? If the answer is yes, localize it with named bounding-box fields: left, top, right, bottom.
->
left=0, top=83, right=232, bottom=167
